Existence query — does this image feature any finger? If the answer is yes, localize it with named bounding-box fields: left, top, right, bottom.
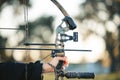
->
left=56, top=56, right=66, bottom=61
left=56, top=56, right=69, bottom=67
left=64, top=58, right=69, bottom=67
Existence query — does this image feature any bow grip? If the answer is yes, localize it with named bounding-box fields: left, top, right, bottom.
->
left=51, top=49, right=65, bottom=70
left=56, top=60, right=64, bottom=70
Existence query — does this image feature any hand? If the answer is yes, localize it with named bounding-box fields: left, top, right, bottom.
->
left=42, top=56, right=68, bottom=73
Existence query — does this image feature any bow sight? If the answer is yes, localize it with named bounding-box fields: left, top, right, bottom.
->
left=55, top=17, right=78, bottom=42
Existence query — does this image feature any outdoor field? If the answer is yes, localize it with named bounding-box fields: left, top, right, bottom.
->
left=0, top=0, right=120, bottom=80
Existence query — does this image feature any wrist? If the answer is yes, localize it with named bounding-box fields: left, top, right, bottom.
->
left=42, top=63, right=54, bottom=73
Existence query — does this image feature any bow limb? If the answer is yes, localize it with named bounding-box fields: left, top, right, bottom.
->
left=51, top=0, right=69, bottom=16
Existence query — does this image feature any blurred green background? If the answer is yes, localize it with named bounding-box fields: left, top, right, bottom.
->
left=0, top=0, right=120, bottom=80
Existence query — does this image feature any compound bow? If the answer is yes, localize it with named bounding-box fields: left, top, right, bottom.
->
left=0, top=0, right=95, bottom=80
left=24, top=0, right=95, bottom=80
left=44, top=0, right=95, bottom=80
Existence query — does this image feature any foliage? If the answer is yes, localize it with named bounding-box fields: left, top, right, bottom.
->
left=76, top=0, right=120, bottom=73
left=0, top=0, right=55, bottom=61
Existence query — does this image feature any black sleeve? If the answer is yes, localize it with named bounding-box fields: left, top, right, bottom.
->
left=0, top=61, right=43, bottom=80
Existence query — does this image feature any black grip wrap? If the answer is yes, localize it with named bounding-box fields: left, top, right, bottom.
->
left=51, top=50, right=65, bottom=70
left=56, top=60, right=64, bottom=70
left=65, top=72, right=95, bottom=79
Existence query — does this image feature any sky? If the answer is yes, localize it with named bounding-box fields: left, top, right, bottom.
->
left=0, top=0, right=84, bottom=36
left=29, top=0, right=85, bottom=20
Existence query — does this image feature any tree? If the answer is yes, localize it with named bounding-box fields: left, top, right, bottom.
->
left=0, top=0, right=55, bottom=61
left=76, top=0, right=120, bottom=73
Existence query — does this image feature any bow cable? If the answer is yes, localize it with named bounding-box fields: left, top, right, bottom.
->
left=23, top=0, right=29, bottom=80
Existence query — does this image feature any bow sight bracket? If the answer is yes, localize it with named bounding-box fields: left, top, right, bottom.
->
left=60, top=32, right=78, bottom=42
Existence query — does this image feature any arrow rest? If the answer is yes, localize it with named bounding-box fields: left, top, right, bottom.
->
left=51, top=49, right=64, bottom=58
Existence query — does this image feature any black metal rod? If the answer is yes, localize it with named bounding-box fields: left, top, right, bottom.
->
left=0, top=47, right=92, bottom=52
left=24, top=43, right=63, bottom=46
left=24, top=43, right=57, bottom=46
left=0, top=28, right=19, bottom=30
